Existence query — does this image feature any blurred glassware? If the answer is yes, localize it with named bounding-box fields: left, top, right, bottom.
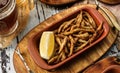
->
left=0, top=0, right=18, bottom=49
left=0, top=0, right=18, bottom=36
left=0, top=0, right=35, bottom=49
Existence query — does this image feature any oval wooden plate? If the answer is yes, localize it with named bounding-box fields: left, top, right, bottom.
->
left=28, top=6, right=109, bottom=70
left=13, top=4, right=118, bottom=73
left=40, top=0, right=79, bottom=6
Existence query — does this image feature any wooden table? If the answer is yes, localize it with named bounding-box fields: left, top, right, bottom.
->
left=0, top=0, right=120, bottom=73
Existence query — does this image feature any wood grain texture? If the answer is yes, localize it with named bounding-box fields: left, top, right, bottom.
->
left=13, top=4, right=118, bottom=73
left=99, top=0, right=120, bottom=5
left=84, top=57, right=120, bottom=73
left=40, top=0, right=78, bottom=6
left=0, top=0, right=34, bottom=48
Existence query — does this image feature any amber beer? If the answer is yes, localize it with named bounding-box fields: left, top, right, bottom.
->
left=0, top=0, right=18, bottom=36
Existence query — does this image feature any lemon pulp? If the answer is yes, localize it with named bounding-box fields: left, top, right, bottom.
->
left=39, top=31, right=55, bottom=60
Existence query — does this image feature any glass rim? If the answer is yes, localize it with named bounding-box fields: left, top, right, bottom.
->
left=0, top=0, right=16, bottom=20
left=0, top=0, right=10, bottom=11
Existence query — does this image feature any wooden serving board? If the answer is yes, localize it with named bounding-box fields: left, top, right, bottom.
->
left=13, top=4, right=118, bottom=73
left=99, top=0, right=120, bottom=5
left=0, top=0, right=34, bottom=48
left=40, top=0, right=78, bottom=6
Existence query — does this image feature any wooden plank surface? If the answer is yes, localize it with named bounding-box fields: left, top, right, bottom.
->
left=13, top=4, right=118, bottom=73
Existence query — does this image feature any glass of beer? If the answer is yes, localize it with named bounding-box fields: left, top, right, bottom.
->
left=0, top=0, right=18, bottom=36
left=0, top=0, right=18, bottom=48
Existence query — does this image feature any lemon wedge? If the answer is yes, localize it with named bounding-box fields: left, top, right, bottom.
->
left=39, top=31, right=55, bottom=60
